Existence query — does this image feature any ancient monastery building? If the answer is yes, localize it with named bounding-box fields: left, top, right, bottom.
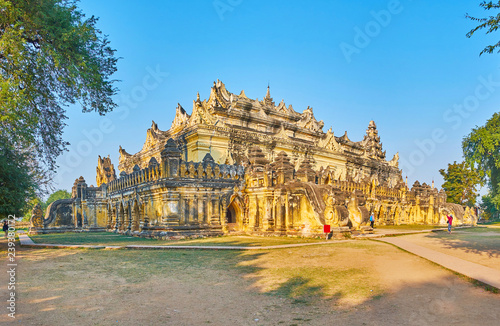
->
left=31, top=80, right=477, bottom=238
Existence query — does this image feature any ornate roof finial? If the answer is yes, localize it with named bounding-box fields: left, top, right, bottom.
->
left=263, top=83, right=274, bottom=107
left=196, top=92, right=201, bottom=103
left=265, top=84, right=271, bottom=99
left=151, top=120, right=158, bottom=131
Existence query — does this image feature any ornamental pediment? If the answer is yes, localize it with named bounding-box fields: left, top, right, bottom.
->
left=298, top=106, right=324, bottom=132
left=170, top=103, right=190, bottom=132
left=317, top=128, right=342, bottom=152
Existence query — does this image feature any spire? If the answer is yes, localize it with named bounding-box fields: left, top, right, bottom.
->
left=362, top=120, right=385, bottom=160
left=263, top=84, right=274, bottom=107
left=196, top=92, right=201, bottom=104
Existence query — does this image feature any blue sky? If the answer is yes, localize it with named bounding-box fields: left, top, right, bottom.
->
left=53, top=0, right=500, bottom=195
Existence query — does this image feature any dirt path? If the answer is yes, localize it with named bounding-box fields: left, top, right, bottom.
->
left=1, top=239, right=499, bottom=325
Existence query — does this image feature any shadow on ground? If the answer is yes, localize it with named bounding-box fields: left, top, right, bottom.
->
left=424, top=228, right=500, bottom=258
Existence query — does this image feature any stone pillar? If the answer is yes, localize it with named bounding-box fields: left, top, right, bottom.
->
left=190, top=196, right=198, bottom=224
left=243, top=195, right=249, bottom=226
left=271, top=195, right=276, bottom=229
left=113, top=206, right=119, bottom=232
left=264, top=196, right=274, bottom=231
left=73, top=201, right=80, bottom=228
left=210, top=196, right=220, bottom=225
left=284, top=192, right=290, bottom=231
left=83, top=205, right=89, bottom=228
left=280, top=201, right=286, bottom=231
left=254, top=196, right=260, bottom=229
left=198, top=195, right=206, bottom=224
left=106, top=206, right=112, bottom=229
left=132, top=204, right=139, bottom=231
left=126, top=205, right=132, bottom=233
left=221, top=197, right=228, bottom=232
left=141, top=200, right=150, bottom=229
left=115, top=204, right=122, bottom=232
left=120, top=205, right=126, bottom=232
left=275, top=198, right=282, bottom=230
left=207, top=196, right=213, bottom=225
left=287, top=195, right=296, bottom=230
left=180, top=196, right=187, bottom=225
left=186, top=196, right=195, bottom=224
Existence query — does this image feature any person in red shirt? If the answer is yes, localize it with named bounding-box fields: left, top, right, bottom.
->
left=447, top=214, right=453, bottom=234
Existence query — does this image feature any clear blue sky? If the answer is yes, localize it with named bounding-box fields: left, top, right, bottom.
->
left=53, top=0, right=500, bottom=195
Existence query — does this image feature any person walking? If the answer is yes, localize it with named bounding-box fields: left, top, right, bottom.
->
left=369, top=213, right=375, bottom=229
left=447, top=214, right=453, bottom=234
left=2, top=220, right=8, bottom=238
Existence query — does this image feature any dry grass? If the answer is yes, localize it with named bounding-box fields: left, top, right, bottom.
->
left=28, top=232, right=326, bottom=247
left=376, top=224, right=444, bottom=230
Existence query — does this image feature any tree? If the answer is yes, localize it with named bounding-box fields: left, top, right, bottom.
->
left=480, top=193, right=500, bottom=220
left=0, top=0, right=118, bottom=216
left=465, top=2, right=500, bottom=218
left=466, top=1, right=500, bottom=55
left=21, top=189, right=71, bottom=221
left=45, top=189, right=71, bottom=209
left=22, top=197, right=42, bottom=221
left=439, top=161, right=481, bottom=207
left=463, top=112, right=500, bottom=211
left=0, top=0, right=118, bottom=171
left=0, top=140, right=38, bottom=219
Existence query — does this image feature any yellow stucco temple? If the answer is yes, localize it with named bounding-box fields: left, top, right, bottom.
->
left=30, top=80, right=477, bottom=238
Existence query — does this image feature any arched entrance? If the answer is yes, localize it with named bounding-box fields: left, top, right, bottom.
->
left=119, top=203, right=125, bottom=231
left=132, top=201, right=141, bottom=232
left=226, top=199, right=242, bottom=232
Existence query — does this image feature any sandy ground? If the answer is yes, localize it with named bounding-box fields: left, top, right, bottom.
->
left=0, top=238, right=499, bottom=326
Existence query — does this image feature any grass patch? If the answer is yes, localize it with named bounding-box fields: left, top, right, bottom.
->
left=478, top=220, right=500, bottom=226
left=376, top=225, right=444, bottom=230
left=28, top=232, right=327, bottom=247
left=19, top=240, right=385, bottom=305
left=17, top=241, right=384, bottom=303
left=238, top=242, right=385, bottom=306
left=267, top=267, right=372, bottom=299
left=17, top=247, right=255, bottom=285
left=454, top=227, right=500, bottom=234
left=29, top=232, right=166, bottom=246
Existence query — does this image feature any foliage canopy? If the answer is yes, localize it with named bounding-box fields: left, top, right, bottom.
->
left=0, top=0, right=118, bottom=171
left=466, top=1, right=500, bottom=55
left=463, top=112, right=500, bottom=217
left=0, top=0, right=118, bottom=216
left=439, top=161, right=481, bottom=207
left=0, top=141, right=38, bottom=219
